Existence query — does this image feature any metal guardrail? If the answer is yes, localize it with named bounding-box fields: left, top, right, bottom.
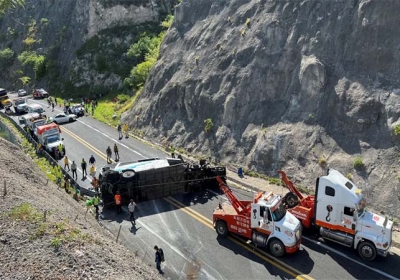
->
left=0, top=111, right=95, bottom=197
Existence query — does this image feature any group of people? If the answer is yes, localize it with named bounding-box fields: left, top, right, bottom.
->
left=117, top=123, right=129, bottom=140
left=106, top=143, right=120, bottom=163
left=47, top=96, right=57, bottom=111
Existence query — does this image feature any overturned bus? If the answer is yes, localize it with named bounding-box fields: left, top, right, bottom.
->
left=99, top=157, right=226, bottom=206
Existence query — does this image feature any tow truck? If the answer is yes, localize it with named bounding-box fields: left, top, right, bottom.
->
left=279, top=169, right=393, bottom=261
left=213, top=177, right=302, bottom=257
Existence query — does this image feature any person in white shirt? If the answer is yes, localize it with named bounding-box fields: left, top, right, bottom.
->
left=128, top=199, right=137, bottom=224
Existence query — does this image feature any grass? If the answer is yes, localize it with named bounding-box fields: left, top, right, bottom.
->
left=353, top=157, right=365, bottom=170
left=319, top=157, right=327, bottom=166
left=8, top=203, right=43, bottom=223
left=346, top=173, right=353, bottom=180
left=93, top=90, right=141, bottom=127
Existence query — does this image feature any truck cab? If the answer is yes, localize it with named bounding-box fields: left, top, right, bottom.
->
left=0, top=88, right=12, bottom=108
left=35, top=123, right=62, bottom=153
left=315, top=169, right=393, bottom=261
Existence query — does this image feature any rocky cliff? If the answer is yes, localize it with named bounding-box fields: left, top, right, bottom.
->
left=0, top=0, right=175, bottom=94
left=124, top=0, right=400, bottom=218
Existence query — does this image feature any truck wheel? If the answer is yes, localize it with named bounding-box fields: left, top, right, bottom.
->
left=358, top=241, right=376, bottom=261
left=269, top=239, right=285, bottom=257
left=215, top=220, right=228, bottom=237
left=284, top=192, right=299, bottom=208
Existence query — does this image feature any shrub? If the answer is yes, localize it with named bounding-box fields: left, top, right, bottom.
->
left=394, top=125, right=400, bottom=136
left=0, top=47, right=14, bottom=65
left=241, top=29, right=246, bottom=36
left=204, top=118, right=213, bottom=132
left=245, top=18, right=250, bottom=26
left=353, top=157, right=365, bottom=169
left=346, top=173, right=353, bottom=180
left=319, top=157, right=327, bottom=166
left=117, top=94, right=130, bottom=103
left=51, top=237, right=62, bottom=249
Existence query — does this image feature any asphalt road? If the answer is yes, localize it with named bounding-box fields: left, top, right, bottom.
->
left=5, top=93, right=400, bottom=280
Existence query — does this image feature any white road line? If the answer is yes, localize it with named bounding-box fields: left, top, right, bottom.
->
left=302, top=236, right=397, bottom=280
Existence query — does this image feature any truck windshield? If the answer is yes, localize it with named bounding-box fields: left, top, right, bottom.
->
left=47, top=136, right=60, bottom=144
left=271, top=202, right=286, bottom=222
left=34, top=108, right=44, bottom=113
left=15, top=100, right=25, bottom=105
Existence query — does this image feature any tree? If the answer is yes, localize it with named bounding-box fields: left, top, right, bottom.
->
left=0, top=0, right=24, bottom=15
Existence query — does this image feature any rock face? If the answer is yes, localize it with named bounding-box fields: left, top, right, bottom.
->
left=0, top=0, right=175, bottom=92
left=124, top=0, right=400, bottom=217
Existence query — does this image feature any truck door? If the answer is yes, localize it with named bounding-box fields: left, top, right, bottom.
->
left=341, top=206, right=356, bottom=232
left=251, top=203, right=262, bottom=228
left=315, top=185, right=338, bottom=228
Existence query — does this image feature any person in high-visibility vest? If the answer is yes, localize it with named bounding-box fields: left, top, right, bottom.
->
left=123, top=123, right=129, bottom=138
left=64, top=155, right=70, bottom=171
left=89, top=164, right=96, bottom=177
left=170, top=146, right=175, bottom=158
left=114, top=191, right=122, bottom=214
left=93, top=193, right=100, bottom=215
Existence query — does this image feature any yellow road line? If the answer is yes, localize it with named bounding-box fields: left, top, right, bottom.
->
left=62, top=127, right=113, bottom=163
left=163, top=196, right=314, bottom=280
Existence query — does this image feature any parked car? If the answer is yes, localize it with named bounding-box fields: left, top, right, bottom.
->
left=33, top=88, right=49, bottom=99
left=69, top=104, right=85, bottom=117
left=27, top=103, right=46, bottom=117
left=13, top=98, right=28, bottom=114
left=50, top=113, right=77, bottom=124
left=17, top=89, right=28, bottom=97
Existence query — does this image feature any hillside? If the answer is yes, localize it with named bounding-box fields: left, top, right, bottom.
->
left=0, top=137, right=160, bottom=280
left=124, top=0, right=400, bottom=219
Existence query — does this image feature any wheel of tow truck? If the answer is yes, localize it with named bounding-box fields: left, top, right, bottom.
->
left=357, top=241, right=376, bottom=261
left=215, top=220, right=228, bottom=238
left=269, top=238, right=285, bottom=257
left=284, top=192, right=299, bottom=208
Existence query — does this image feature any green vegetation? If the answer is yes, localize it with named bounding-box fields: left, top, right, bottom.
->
left=241, top=29, right=246, bottom=36
left=0, top=47, right=14, bottom=66
left=17, top=51, right=47, bottom=79
left=51, top=237, right=62, bottom=248
left=40, top=18, right=49, bottom=26
left=19, top=76, right=31, bottom=85
left=7, top=27, right=18, bottom=38
left=319, top=156, right=327, bottom=166
left=353, top=157, right=365, bottom=170
left=245, top=18, right=250, bottom=26
left=125, top=15, right=174, bottom=89
left=0, top=0, right=24, bottom=15
left=204, top=118, right=214, bottom=132
left=346, top=173, right=353, bottom=180
left=394, top=125, right=400, bottom=136
left=8, top=202, right=43, bottom=223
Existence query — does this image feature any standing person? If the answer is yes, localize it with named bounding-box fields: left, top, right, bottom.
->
left=71, top=161, right=77, bottom=180
left=89, top=164, right=96, bottom=177
left=54, top=97, right=57, bottom=106
left=58, top=142, right=64, bottom=157
left=93, top=193, right=100, bottom=216
left=92, top=176, right=99, bottom=192
left=51, top=101, right=55, bottom=112
left=81, top=158, right=87, bottom=179
left=117, top=124, right=123, bottom=140
left=154, top=246, right=164, bottom=274
left=170, top=146, right=175, bottom=158
left=64, top=155, right=70, bottom=171
left=123, top=123, right=129, bottom=138
left=128, top=199, right=137, bottom=224
left=114, top=191, right=122, bottom=214
left=106, top=146, right=112, bottom=163
left=89, top=155, right=96, bottom=165
left=114, top=143, right=119, bottom=161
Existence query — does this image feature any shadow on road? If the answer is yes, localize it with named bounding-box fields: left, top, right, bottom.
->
left=216, top=235, right=314, bottom=278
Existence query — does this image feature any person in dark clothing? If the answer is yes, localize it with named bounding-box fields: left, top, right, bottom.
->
left=114, top=143, right=119, bottom=161
left=81, top=158, right=87, bottom=179
left=154, top=246, right=164, bottom=274
left=89, top=155, right=96, bottom=165
left=106, top=146, right=112, bottom=163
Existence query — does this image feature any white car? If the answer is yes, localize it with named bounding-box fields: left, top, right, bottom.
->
left=17, top=89, right=28, bottom=97
left=50, top=113, right=77, bottom=124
